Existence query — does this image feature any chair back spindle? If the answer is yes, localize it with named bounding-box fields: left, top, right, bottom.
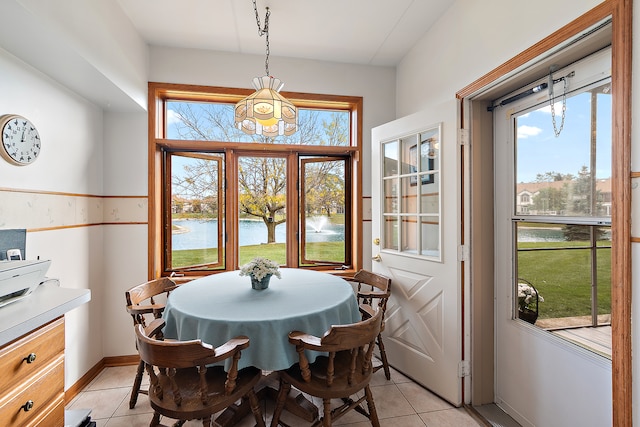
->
left=271, top=304, right=383, bottom=426
left=134, top=319, right=265, bottom=427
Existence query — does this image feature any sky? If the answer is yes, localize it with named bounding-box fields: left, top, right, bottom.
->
left=515, top=89, right=612, bottom=183
left=164, top=90, right=612, bottom=187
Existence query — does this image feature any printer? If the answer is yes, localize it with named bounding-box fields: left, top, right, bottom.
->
left=0, top=259, right=52, bottom=308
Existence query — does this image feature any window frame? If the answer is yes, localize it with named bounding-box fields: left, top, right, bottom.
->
left=148, top=82, right=363, bottom=278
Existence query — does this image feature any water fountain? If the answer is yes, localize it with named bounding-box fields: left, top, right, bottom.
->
left=306, top=216, right=328, bottom=233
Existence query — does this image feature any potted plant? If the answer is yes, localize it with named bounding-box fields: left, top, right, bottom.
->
left=517, top=279, right=544, bottom=324
left=239, top=257, right=281, bottom=290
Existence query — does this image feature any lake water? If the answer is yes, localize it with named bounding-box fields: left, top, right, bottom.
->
left=173, top=221, right=609, bottom=250
left=518, top=228, right=565, bottom=242
left=172, top=219, right=344, bottom=250
left=517, top=227, right=611, bottom=242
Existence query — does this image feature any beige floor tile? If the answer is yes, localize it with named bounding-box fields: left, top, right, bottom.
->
left=368, top=383, right=418, bottom=419
left=66, top=387, right=130, bottom=420
left=66, top=365, right=491, bottom=427
left=419, top=407, right=483, bottom=426
left=369, top=370, right=395, bottom=387
left=104, top=413, right=154, bottom=427
left=112, top=387, right=154, bottom=417
left=86, top=365, right=147, bottom=391
left=338, top=414, right=427, bottom=427
left=388, top=366, right=414, bottom=384
left=397, top=381, right=453, bottom=413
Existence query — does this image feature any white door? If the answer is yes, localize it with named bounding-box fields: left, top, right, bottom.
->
left=371, top=111, right=462, bottom=405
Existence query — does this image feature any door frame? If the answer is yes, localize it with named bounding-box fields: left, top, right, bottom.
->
left=456, top=1, right=632, bottom=425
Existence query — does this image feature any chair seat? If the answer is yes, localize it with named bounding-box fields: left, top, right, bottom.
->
left=280, top=353, right=371, bottom=399
left=149, top=365, right=262, bottom=421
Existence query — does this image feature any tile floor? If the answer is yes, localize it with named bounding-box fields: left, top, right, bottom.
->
left=66, top=364, right=486, bottom=426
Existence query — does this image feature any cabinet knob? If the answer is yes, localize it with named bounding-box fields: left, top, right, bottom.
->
left=21, top=400, right=34, bottom=412
left=23, top=353, right=37, bottom=364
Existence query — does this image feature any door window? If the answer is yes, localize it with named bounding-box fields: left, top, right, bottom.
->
left=506, top=50, right=612, bottom=357
left=381, top=124, right=441, bottom=260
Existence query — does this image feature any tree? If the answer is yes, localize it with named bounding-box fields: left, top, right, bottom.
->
left=305, top=169, right=344, bottom=217
left=172, top=155, right=220, bottom=217
left=562, top=165, right=606, bottom=241
left=535, top=171, right=575, bottom=182
left=532, top=186, right=567, bottom=214
left=567, top=165, right=601, bottom=216
left=562, top=224, right=606, bottom=241
left=238, top=156, right=286, bottom=243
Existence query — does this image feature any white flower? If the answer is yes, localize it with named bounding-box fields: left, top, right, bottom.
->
left=239, top=257, right=282, bottom=281
left=517, top=281, right=544, bottom=310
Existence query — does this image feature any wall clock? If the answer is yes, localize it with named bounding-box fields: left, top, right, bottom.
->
left=0, top=114, right=41, bottom=166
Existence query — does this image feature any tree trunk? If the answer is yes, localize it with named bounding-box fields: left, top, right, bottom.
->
left=266, top=221, right=276, bottom=243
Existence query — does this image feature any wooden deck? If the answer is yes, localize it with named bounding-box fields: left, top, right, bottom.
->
left=535, top=315, right=612, bottom=359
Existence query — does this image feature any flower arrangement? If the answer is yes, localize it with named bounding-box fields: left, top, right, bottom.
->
left=517, top=281, right=544, bottom=311
left=239, top=257, right=281, bottom=281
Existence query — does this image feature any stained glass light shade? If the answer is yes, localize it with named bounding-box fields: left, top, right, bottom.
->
left=234, top=75, right=297, bottom=137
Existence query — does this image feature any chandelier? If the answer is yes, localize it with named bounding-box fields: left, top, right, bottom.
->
left=234, top=1, right=297, bottom=137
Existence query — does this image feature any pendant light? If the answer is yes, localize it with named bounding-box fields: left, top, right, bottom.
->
left=234, top=1, right=297, bottom=137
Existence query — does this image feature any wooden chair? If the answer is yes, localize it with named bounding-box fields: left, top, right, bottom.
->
left=125, top=277, right=178, bottom=408
left=349, top=269, right=392, bottom=380
left=270, top=304, right=384, bottom=427
left=135, top=318, right=266, bottom=427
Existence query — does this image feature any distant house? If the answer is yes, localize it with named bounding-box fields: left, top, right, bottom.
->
left=516, top=178, right=611, bottom=216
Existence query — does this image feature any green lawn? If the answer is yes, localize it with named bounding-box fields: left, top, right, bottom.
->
left=172, top=241, right=345, bottom=269
left=517, top=241, right=611, bottom=319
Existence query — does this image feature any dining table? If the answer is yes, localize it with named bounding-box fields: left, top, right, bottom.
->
left=161, top=268, right=361, bottom=425
left=162, top=268, right=360, bottom=370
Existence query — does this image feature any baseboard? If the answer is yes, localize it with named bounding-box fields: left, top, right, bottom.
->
left=104, top=354, right=140, bottom=366
left=64, top=355, right=139, bottom=403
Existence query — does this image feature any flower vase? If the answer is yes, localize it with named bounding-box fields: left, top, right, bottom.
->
left=251, top=274, right=271, bottom=290
left=518, top=307, right=538, bottom=324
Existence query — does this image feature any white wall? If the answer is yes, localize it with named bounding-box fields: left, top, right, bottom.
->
left=0, top=47, right=104, bottom=389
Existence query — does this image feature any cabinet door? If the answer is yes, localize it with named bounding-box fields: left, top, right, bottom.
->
left=0, top=318, right=64, bottom=398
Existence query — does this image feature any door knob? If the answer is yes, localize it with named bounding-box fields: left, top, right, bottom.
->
left=373, top=238, right=380, bottom=246
left=372, top=254, right=382, bottom=262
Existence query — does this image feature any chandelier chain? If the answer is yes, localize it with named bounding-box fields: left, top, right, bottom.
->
left=252, top=0, right=270, bottom=76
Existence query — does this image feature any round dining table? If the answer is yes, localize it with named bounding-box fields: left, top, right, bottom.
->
left=162, top=268, right=360, bottom=371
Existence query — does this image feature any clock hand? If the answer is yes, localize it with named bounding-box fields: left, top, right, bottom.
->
left=21, top=129, right=25, bottom=142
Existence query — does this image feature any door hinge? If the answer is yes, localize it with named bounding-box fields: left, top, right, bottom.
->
left=457, top=245, right=469, bottom=262
left=458, top=360, right=470, bottom=377
left=458, top=128, right=469, bottom=146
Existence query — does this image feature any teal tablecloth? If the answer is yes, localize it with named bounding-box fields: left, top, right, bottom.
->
left=162, top=268, right=360, bottom=371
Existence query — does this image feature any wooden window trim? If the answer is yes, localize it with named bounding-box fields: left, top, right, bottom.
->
left=148, top=82, right=364, bottom=279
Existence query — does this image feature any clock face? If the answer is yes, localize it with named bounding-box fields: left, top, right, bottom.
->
left=0, top=114, right=41, bottom=166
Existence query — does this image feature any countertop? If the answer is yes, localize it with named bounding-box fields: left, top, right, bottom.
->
left=0, top=282, right=91, bottom=346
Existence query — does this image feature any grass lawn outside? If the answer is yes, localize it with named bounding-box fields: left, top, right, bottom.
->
left=172, top=241, right=345, bottom=270
left=172, top=229, right=611, bottom=322
left=518, top=241, right=611, bottom=319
